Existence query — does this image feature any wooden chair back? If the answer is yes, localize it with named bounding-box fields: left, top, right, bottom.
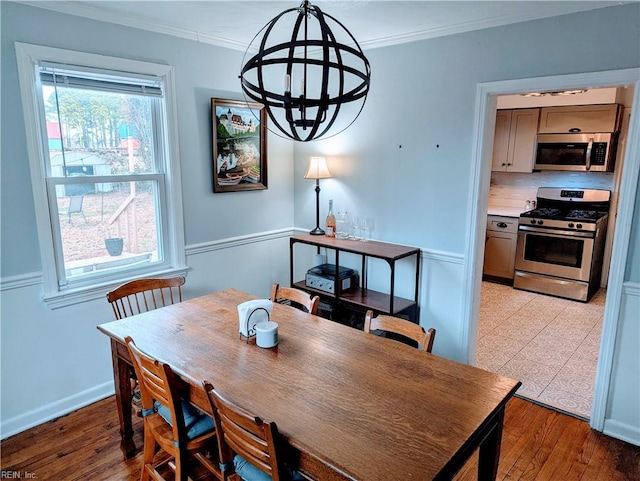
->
left=107, top=276, right=185, bottom=319
left=270, top=283, right=319, bottom=315
left=125, top=336, right=185, bottom=444
left=126, top=337, right=224, bottom=481
left=364, top=310, right=436, bottom=353
left=203, top=382, right=284, bottom=481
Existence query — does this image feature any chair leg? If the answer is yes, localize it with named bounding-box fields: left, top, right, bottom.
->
left=140, top=427, right=156, bottom=481
left=175, top=449, right=190, bottom=481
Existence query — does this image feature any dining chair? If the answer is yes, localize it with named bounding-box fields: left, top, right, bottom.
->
left=364, top=310, right=436, bottom=353
left=203, top=382, right=304, bottom=481
left=107, top=276, right=186, bottom=413
left=106, top=276, right=186, bottom=320
left=125, top=337, right=226, bottom=481
left=270, top=283, right=319, bottom=315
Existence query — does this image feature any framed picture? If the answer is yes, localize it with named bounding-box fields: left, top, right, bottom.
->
left=212, top=98, right=267, bottom=193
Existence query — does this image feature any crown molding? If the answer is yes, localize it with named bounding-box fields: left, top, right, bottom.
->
left=14, top=1, right=624, bottom=52
left=15, top=1, right=249, bottom=52
left=358, top=3, right=624, bottom=50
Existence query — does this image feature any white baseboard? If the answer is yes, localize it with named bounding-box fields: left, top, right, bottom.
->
left=0, top=381, right=114, bottom=440
left=603, top=419, right=640, bottom=446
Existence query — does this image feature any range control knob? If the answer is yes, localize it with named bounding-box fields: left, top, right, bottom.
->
left=537, top=220, right=543, bottom=225
left=577, top=224, right=583, bottom=229
left=530, top=219, right=536, bottom=225
left=568, top=222, right=575, bottom=228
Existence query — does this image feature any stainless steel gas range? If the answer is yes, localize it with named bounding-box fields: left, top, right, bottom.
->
left=514, top=187, right=610, bottom=302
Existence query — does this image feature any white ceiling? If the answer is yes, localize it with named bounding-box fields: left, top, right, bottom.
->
left=19, top=1, right=628, bottom=51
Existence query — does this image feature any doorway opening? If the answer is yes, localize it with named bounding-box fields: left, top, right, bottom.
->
left=477, top=87, right=634, bottom=419
left=463, top=69, right=640, bottom=431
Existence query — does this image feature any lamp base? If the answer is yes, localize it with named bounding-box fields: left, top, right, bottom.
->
left=309, top=227, right=326, bottom=236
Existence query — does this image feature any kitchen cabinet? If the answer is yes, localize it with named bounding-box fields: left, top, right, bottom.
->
left=538, top=104, right=622, bottom=133
left=483, top=215, right=518, bottom=280
left=492, top=109, right=540, bottom=172
left=289, top=234, right=420, bottom=324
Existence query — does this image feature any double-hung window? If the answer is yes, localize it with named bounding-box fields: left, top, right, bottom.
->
left=16, top=43, right=186, bottom=308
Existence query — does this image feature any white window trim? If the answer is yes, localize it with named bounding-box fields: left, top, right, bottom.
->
left=15, top=42, right=187, bottom=308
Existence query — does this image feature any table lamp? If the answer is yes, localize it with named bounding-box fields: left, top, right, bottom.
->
left=304, top=156, right=332, bottom=235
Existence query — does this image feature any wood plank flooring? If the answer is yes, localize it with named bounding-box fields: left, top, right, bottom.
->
left=1, top=396, right=638, bottom=480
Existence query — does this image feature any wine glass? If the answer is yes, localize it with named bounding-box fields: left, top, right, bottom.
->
left=365, top=217, right=375, bottom=241
left=360, top=217, right=370, bottom=242
left=349, top=215, right=361, bottom=240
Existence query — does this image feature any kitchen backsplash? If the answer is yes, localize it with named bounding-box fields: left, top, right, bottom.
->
left=489, top=171, right=615, bottom=209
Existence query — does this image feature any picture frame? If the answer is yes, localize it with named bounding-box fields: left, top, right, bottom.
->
left=212, top=98, right=268, bottom=193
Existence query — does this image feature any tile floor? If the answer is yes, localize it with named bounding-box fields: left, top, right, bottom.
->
left=476, top=281, right=605, bottom=419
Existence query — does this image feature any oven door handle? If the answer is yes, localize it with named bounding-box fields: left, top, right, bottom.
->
left=585, top=137, right=594, bottom=171
left=518, top=225, right=594, bottom=238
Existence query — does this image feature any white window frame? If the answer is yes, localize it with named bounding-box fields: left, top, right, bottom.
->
left=15, top=43, right=187, bottom=308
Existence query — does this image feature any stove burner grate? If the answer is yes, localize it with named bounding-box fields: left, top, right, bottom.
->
left=564, top=210, right=602, bottom=221
left=520, top=207, right=607, bottom=223
left=520, top=208, right=561, bottom=218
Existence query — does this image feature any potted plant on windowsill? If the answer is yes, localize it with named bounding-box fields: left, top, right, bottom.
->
left=105, top=236, right=124, bottom=256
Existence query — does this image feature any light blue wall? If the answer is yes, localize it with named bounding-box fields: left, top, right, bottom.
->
left=293, top=4, right=640, bottom=261
left=289, top=3, right=640, bottom=444
left=0, top=1, right=294, bottom=278
left=626, top=187, right=640, bottom=281
left=1, top=1, right=639, bottom=443
left=2, top=2, right=637, bottom=279
left=0, top=1, right=294, bottom=437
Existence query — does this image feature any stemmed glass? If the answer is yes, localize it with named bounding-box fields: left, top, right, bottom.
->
left=349, top=215, right=361, bottom=240
left=359, top=217, right=368, bottom=241
left=360, top=217, right=374, bottom=242
left=360, top=217, right=369, bottom=242
left=365, top=217, right=375, bottom=241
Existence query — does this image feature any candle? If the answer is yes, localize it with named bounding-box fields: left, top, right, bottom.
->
left=284, top=74, right=291, bottom=93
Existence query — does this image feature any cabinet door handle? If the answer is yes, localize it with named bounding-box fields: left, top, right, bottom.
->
left=496, top=222, right=508, bottom=228
left=569, top=127, right=582, bottom=132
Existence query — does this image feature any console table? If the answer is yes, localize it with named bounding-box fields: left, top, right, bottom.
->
left=289, top=233, right=420, bottom=323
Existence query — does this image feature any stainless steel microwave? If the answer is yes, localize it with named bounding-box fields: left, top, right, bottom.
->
left=534, top=133, right=618, bottom=172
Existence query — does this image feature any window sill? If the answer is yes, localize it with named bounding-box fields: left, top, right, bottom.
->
left=43, top=266, right=190, bottom=309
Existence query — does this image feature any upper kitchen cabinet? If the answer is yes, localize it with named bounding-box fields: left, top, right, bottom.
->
left=538, top=104, right=622, bottom=133
left=492, top=108, right=540, bottom=173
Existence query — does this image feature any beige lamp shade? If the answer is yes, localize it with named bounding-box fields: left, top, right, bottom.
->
left=304, top=156, right=332, bottom=179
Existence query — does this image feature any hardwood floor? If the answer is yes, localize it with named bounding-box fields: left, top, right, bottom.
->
left=2, top=396, right=638, bottom=480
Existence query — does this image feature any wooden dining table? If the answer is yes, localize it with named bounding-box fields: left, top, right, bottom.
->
left=97, top=288, right=521, bottom=481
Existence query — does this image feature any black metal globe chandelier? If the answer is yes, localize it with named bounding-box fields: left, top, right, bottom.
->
left=240, top=0, right=371, bottom=142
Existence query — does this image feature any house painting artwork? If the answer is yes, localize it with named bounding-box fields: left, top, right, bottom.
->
left=212, top=98, right=267, bottom=192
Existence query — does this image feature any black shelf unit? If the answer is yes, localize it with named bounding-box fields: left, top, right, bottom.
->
left=289, top=234, right=420, bottom=325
